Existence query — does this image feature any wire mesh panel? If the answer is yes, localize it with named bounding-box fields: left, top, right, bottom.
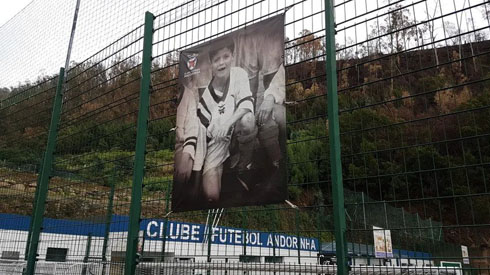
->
left=0, top=0, right=216, bottom=90
left=0, top=75, right=58, bottom=265
left=34, top=24, right=147, bottom=274
left=0, top=0, right=76, bottom=88
left=334, top=0, right=490, bottom=273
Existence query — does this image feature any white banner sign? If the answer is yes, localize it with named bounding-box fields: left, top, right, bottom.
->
left=373, top=226, right=393, bottom=258
left=461, top=245, right=469, bottom=264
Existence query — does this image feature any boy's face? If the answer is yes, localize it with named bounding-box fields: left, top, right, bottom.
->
left=211, top=47, right=233, bottom=80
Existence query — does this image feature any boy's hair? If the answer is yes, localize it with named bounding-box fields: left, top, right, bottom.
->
left=208, top=36, right=235, bottom=61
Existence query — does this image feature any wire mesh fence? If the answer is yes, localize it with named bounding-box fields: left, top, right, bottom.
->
left=0, top=72, right=58, bottom=269
left=335, top=0, right=490, bottom=270
left=0, top=0, right=489, bottom=274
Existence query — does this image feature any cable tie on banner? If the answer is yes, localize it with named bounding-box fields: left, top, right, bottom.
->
left=285, top=0, right=308, bottom=13
left=285, top=200, right=298, bottom=209
left=164, top=211, right=173, bottom=218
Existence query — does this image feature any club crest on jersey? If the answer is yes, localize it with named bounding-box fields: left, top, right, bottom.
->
left=218, top=101, right=226, bottom=115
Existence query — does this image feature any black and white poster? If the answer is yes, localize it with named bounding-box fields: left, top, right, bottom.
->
left=172, top=14, right=286, bottom=212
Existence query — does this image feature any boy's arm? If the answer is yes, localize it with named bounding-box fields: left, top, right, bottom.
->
left=182, top=89, right=198, bottom=159
left=235, top=68, right=254, bottom=114
left=258, top=64, right=285, bottom=124
left=263, top=64, right=285, bottom=105
left=212, top=108, right=250, bottom=138
left=175, top=89, right=197, bottom=182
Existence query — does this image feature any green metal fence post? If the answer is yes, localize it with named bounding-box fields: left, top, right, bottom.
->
left=102, top=171, right=116, bottom=275
left=272, top=210, right=277, bottom=258
left=323, top=0, right=349, bottom=274
left=242, top=208, right=248, bottom=256
left=24, top=67, right=65, bottom=275
left=25, top=156, right=43, bottom=260
left=124, top=11, right=154, bottom=275
left=207, top=215, right=212, bottom=262
left=82, top=233, right=93, bottom=275
left=317, top=204, right=323, bottom=254
left=160, top=182, right=171, bottom=262
left=295, top=208, right=301, bottom=264
left=206, top=212, right=213, bottom=275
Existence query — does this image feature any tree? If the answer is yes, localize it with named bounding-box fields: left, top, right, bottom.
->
left=381, top=4, right=416, bottom=53
left=0, top=87, right=9, bottom=100
left=384, top=4, right=417, bottom=94
left=295, top=30, right=322, bottom=62
left=423, top=0, right=441, bottom=67
left=444, top=21, right=462, bottom=46
left=293, top=30, right=323, bottom=85
left=482, top=3, right=490, bottom=21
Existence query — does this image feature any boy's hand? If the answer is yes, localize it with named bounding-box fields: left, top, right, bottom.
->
left=176, top=152, right=193, bottom=183
left=208, top=123, right=216, bottom=137
left=257, top=95, right=275, bottom=125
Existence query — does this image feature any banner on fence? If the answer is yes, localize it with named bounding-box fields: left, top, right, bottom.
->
left=373, top=226, right=393, bottom=258
left=173, top=14, right=287, bottom=211
left=461, top=245, right=469, bottom=264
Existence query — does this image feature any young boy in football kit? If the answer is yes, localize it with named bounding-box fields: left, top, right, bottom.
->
left=197, top=37, right=255, bottom=203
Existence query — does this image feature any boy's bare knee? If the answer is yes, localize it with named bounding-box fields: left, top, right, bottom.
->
left=239, top=112, right=256, bottom=133
left=203, top=184, right=220, bottom=201
left=202, top=168, right=221, bottom=201
left=208, top=193, right=219, bottom=202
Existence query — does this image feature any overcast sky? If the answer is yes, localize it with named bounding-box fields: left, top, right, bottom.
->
left=0, top=0, right=488, bottom=89
left=0, top=0, right=193, bottom=88
left=0, top=0, right=33, bottom=27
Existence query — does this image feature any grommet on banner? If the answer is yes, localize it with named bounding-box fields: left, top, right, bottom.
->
left=285, top=4, right=295, bottom=12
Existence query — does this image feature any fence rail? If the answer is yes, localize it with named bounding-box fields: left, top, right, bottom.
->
left=0, top=260, right=470, bottom=275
